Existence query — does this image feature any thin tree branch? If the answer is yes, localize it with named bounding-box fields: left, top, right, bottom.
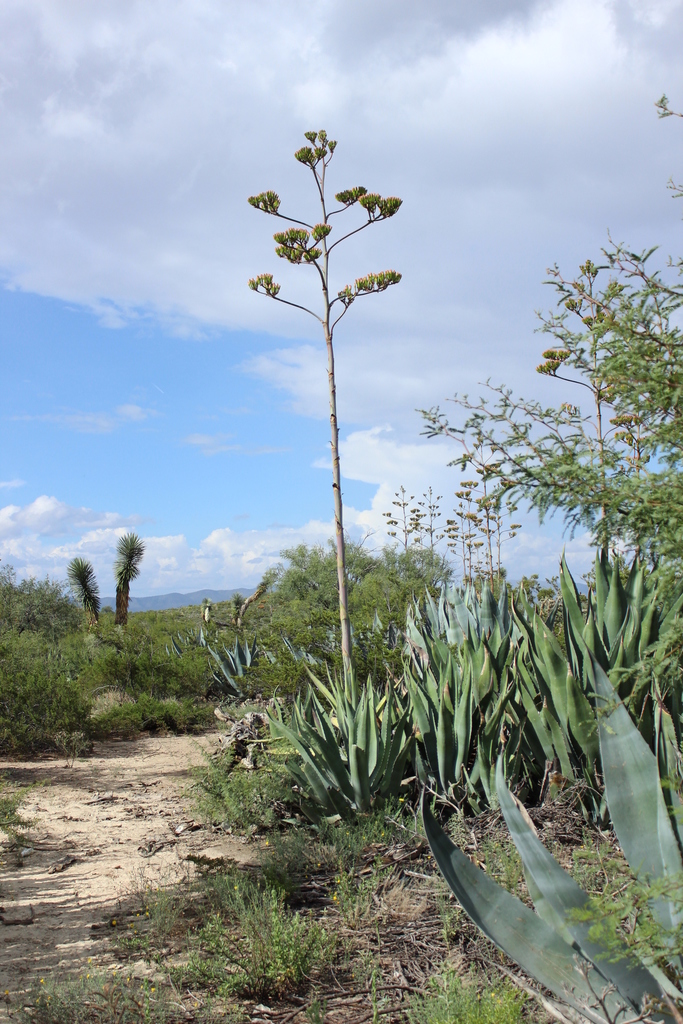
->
left=327, top=219, right=374, bottom=253
left=257, top=292, right=323, bottom=323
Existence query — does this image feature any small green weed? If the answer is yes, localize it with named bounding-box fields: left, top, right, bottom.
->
left=479, top=838, right=524, bottom=895
left=0, top=777, right=32, bottom=847
left=16, top=973, right=173, bottom=1024
left=317, top=805, right=402, bottom=870
left=196, top=747, right=294, bottom=834
left=178, top=877, right=332, bottom=1000
left=331, top=863, right=390, bottom=929
left=406, top=971, right=528, bottom=1024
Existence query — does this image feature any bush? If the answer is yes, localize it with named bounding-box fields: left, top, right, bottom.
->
left=196, top=747, right=294, bottom=834
left=16, top=974, right=171, bottom=1024
left=406, top=971, right=528, bottom=1024
left=180, top=878, right=332, bottom=1000
left=0, top=633, right=91, bottom=753
left=79, top=621, right=210, bottom=700
left=90, top=693, right=213, bottom=739
left=0, top=565, right=81, bottom=641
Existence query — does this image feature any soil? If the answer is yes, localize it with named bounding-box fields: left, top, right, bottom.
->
left=0, top=732, right=259, bottom=1014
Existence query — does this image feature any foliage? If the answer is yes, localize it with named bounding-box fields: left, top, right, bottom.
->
left=513, top=549, right=683, bottom=817
left=89, top=693, right=213, bottom=739
left=422, top=243, right=683, bottom=580
left=405, top=590, right=526, bottom=812
left=114, top=532, right=145, bottom=626
left=67, top=557, right=101, bottom=625
left=196, top=746, right=295, bottom=834
left=0, top=777, right=32, bottom=845
left=0, top=631, right=91, bottom=753
left=80, top=620, right=210, bottom=701
left=425, top=654, right=683, bottom=1024
left=249, top=129, right=402, bottom=666
left=269, top=668, right=414, bottom=821
left=405, top=971, right=528, bottom=1024
left=179, top=878, right=332, bottom=1000
left=17, top=974, right=172, bottom=1024
left=0, top=563, right=81, bottom=641
left=250, top=540, right=452, bottom=694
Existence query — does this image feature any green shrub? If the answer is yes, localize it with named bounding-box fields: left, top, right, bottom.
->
left=196, top=747, right=294, bottom=834
left=406, top=971, right=528, bottom=1024
left=0, top=777, right=32, bottom=844
left=16, top=974, right=172, bottom=1024
left=80, top=621, right=209, bottom=700
left=90, top=693, right=213, bottom=739
left=180, top=880, right=332, bottom=1000
left=0, top=565, right=81, bottom=641
left=0, top=634, right=91, bottom=753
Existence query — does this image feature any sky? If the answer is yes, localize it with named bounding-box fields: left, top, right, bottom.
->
left=1, top=0, right=682, bottom=595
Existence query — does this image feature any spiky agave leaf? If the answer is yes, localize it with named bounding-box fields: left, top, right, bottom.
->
left=422, top=793, right=632, bottom=1022
left=66, top=557, right=100, bottom=622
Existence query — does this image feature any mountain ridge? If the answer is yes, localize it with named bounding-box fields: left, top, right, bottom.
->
left=100, top=587, right=255, bottom=613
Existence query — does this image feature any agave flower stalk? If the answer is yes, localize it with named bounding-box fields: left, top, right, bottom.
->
left=248, top=132, right=402, bottom=668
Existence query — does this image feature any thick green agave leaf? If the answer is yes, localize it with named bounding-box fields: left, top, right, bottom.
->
left=589, top=654, right=683, bottom=936
left=422, top=795, right=628, bottom=1021
left=606, top=561, right=626, bottom=647
left=495, top=760, right=666, bottom=1017
left=480, top=584, right=498, bottom=637
left=595, top=549, right=611, bottom=638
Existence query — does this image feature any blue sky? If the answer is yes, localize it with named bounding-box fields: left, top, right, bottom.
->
left=1, top=0, right=683, bottom=593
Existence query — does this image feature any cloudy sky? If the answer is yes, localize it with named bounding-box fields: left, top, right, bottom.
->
left=1, top=0, right=682, bottom=595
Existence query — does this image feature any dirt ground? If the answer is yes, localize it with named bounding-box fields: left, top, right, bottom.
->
left=0, top=732, right=258, bottom=1013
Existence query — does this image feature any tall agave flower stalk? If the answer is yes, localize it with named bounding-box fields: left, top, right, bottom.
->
left=248, top=130, right=402, bottom=668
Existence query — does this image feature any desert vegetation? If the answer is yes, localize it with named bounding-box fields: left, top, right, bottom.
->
left=3, top=107, right=683, bottom=1024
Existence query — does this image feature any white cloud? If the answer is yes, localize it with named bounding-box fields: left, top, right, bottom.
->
left=0, top=495, right=136, bottom=540
left=0, top=480, right=592, bottom=593
left=13, top=405, right=158, bottom=433
left=184, top=432, right=238, bottom=456
left=241, top=345, right=328, bottom=418
left=0, top=0, right=681, bottom=427
left=116, top=403, right=153, bottom=422
left=183, top=432, right=290, bottom=456
left=0, top=479, right=25, bottom=490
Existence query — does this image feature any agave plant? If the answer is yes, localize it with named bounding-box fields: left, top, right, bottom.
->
left=560, top=550, right=683, bottom=748
left=405, top=581, right=544, bottom=811
left=206, top=637, right=261, bottom=698
left=424, top=654, right=683, bottom=1024
left=168, top=630, right=260, bottom=698
left=513, top=550, right=683, bottom=815
left=407, top=579, right=514, bottom=650
left=404, top=629, right=528, bottom=812
left=268, top=670, right=413, bottom=822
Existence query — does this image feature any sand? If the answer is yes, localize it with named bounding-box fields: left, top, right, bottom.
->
left=0, top=732, right=258, bottom=1011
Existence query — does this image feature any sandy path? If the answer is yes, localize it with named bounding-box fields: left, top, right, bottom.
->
left=0, top=732, right=257, bottom=1007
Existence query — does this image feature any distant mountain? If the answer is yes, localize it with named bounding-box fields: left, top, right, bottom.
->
left=100, top=588, right=255, bottom=613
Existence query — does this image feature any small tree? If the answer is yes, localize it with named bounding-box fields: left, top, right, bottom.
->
left=248, top=130, right=402, bottom=668
left=66, top=557, right=100, bottom=626
left=113, top=533, right=145, bottom=626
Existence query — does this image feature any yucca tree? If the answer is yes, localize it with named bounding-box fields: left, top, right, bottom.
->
left=113, top=533, right=145, bottom=626
left=66, top=557, right=100, bottom=626
left=248, top=130, right=402, bottom=669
